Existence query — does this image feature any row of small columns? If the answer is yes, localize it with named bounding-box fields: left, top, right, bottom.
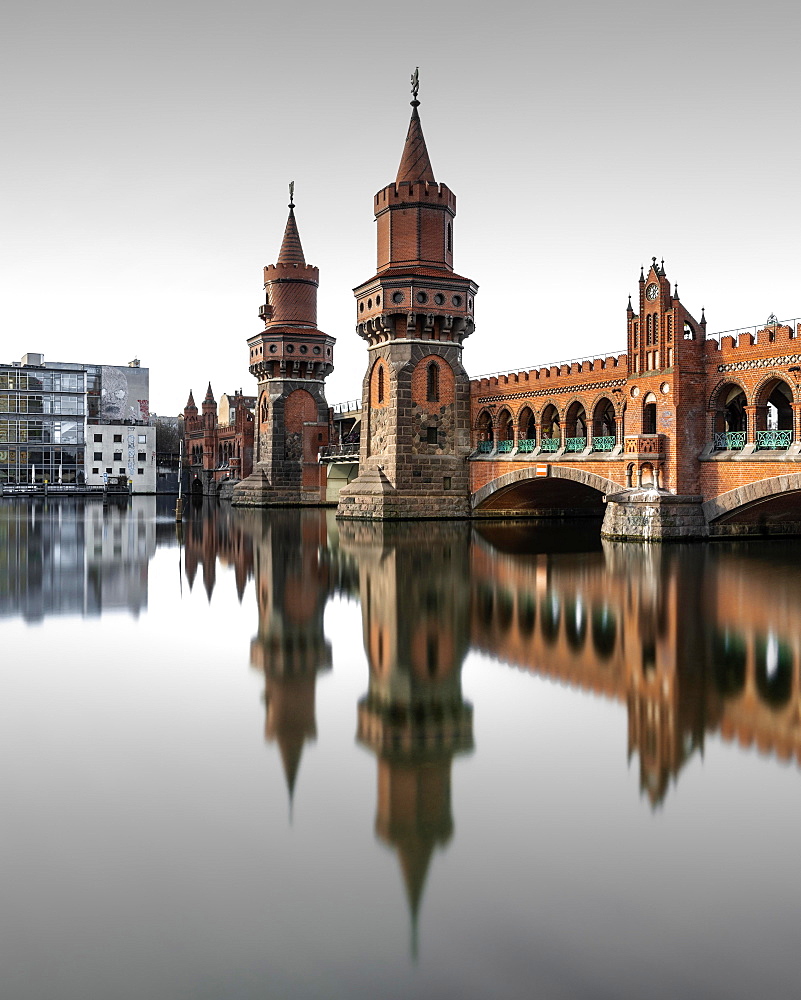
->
left=711, top=403, right=801, bottom=443
left=478, top=407, right=624, bottom=450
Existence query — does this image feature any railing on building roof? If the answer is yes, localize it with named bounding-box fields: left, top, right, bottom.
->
left=473, top=349, right=624, bottom=382
left=332, top=399, right=362, bottom=415
left=705, top=316, right=801, bottom=345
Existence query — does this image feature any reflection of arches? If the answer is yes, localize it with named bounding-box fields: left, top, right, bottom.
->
left=755, top=634, right=793, bottom=708
left=497, top=590, right=513, bottom=631
left=591, top=606, right=617, bottom=660
left=477, top=585, right=494, bottom=627
left=564, top=598, right=586, bottom=651
left=517, top=594, right=536, bottom=636
left=540, top=592, right=560, bottom=645
left=713, top=628, right=746, bottom=696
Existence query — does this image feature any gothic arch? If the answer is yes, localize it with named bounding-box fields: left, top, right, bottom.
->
left=753, top=372, right=797, bottom=406
left=707, top=377, right=749, bottom=411
left=471, top=465, right=623, bottom=510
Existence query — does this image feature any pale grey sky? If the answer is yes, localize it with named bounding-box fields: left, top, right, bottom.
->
left=2, top=0, right=798, bottom=411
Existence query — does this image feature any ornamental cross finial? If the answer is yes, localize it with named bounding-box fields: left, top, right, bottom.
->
left=289, top=180, right=295, bottom=208
left=411, top=66, right=420, bottom=103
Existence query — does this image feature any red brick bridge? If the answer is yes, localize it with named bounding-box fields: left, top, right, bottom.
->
left=467, top=259, right=801, bottom=537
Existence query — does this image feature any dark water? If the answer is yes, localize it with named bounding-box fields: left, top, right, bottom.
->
left=1, top=496, right=800, bottom=1000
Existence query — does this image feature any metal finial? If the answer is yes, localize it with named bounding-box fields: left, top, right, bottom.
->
left=288, top=180, right=295, bottom=209
left=411, top=66, right=420, bottom=106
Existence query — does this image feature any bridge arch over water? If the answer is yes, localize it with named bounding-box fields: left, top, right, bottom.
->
left=704, top=473, right=801, bottom=528
left=471, top=466, right=623, bottom=515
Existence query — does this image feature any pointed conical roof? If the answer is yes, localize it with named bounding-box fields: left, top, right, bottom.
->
left=277, top=206, right=306, bottom=266
left=186, top=390, right=196, bottom=409
left=203, top=382, right=215, bottom=406
left=396, top=105, right=435, bottom=185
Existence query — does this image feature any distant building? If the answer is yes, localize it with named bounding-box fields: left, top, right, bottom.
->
left=183, top=385, right=255, bottom=496
left=0, top=353, right=155, bottom=492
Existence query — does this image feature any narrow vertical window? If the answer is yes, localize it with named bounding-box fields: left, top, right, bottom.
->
left=427, top=362, right=440, bottom=402
left=447, top=223, right=452, bottom=253
left=377, top=365, right=385, bottom=403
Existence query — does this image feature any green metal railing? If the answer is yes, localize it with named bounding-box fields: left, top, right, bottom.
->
left=477, top=440, right=494, bottom=454
left=755, top=429, right=793, bottom=450
left=592, top=435, right=616, bottom=452
left=497, top=440, right=514, bottom=453
left=565, top=437, right=587, bottom=453
left=518, top=438, right=536, bottom=453
left=713, top=431, right=746, bottom=451
left=540, top=437, right=559, bottom=453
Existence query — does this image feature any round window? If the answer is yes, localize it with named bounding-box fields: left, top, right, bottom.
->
left=434, top=293, right=445, bottom=305
left=269, top=345, right=277, bottom=354
left=392, top=291, right=404, bottom=304
left=630, top=386, right=639, bottom=397
left=300, top=345, right=308, bottom=354
left=661, top=382, right=670, bottom=394
left=286, top=344, right=294, bottom=354
left=416, top=291, right=428, bottom=304
left=359, top=302, right=364, bottom=312
left=452, top=295, right=462, bottom=307
left=313, top=346, right=321, bottom=355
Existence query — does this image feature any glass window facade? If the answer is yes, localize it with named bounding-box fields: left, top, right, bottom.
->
left=0, top=366, right=86, bottom=484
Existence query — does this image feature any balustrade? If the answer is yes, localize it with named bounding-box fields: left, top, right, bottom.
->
left=565, top=437, right=587, bottom=453
left=540, top=437, right=559, bottom=453
left=517, top=438, right=536, bottom=453
left=713, top=431, right=746, bottom=451
left=755, top=429, right=793, bottom=450
left=497, top=440, right=514, bottom=454
left=592, top=435, right=615, bottom=452
left=477, top=440, right=494, bottom=454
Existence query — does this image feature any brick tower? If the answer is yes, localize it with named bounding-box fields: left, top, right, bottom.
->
left=337, top=71, right=478, bottom=520
left=232, top=188, right=335, bottom=507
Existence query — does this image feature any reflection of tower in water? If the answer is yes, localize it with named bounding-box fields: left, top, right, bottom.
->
left=342, top=521, right=473, bottom=955
left=241, top=509, right=332, bottom=808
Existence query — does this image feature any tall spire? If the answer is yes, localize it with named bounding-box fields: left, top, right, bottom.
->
left=277, top=181, right=306, bottom=265
left=396, top=67, right=435, bottom=185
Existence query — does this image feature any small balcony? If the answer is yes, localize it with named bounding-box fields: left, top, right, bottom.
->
left=540, top=437, right=560, bottom=453
left=497, top=440, right=514, bottom=454
left=565, top=436, right=587, bottom=453
left=477, top=440, right=494, bottom=454
left=517, top=438, right=536, bottom=453
left=624, top=434, right=665, bottom=458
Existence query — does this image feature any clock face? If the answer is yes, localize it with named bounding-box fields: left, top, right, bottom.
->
left=646, top=283, right=659, bottom=301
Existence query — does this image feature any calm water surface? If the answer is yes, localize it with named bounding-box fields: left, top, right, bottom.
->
left=1, top=497, right=800, bottom=999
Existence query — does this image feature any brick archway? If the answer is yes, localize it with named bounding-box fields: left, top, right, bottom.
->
left=703, top=473, right=801, bottom=523
left=471, top=466, right=623, bottom=510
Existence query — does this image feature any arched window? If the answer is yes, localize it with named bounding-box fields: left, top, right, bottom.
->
left=427, top=362, right=440, bottom=402
left=653, top=314, right=659, bottom=341
left=377, top=365, right=385, bottom=404
left=643, top=392, right=657, bottom=435
left=446, top=223, right=452, bottom=253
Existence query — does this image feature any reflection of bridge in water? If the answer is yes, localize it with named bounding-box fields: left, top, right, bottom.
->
left=181, top=505, right=801, bottom=945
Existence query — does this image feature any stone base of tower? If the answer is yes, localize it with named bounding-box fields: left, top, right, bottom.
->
left=602, top=490, right=708, bottom=541
left=231, top=468, right=327, bottom=508
left=336, top=467, right=470, bottom=520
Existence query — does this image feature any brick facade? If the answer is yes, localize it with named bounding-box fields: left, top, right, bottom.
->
left=183, top=385, right=255, bottom=497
